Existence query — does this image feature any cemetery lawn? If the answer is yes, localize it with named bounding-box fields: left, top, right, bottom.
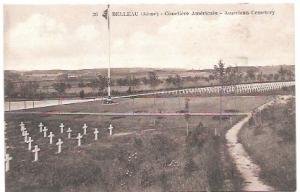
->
left=21, top=95, right=272, bottom=114
left=239, top=97, right=296, bottom=191
left=5, top=96, right=272, bottom=192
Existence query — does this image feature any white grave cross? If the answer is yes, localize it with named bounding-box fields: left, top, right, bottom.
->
left=108, top=124, right=114, bottom=136
left=76, top=133, right=83, bottom=146
left=32, top=145, right=40, bottom=162
left=21, top=126, right=26, bottom=136
left=48, top=132, right=55, bottom=144
left=82, top=124, right=88, bottom=135
left=38, top=122, right=44, bottom=132
left=27, top=137, right=33, bottom=150
left=59, top=123, right=64, bottom=133
left=66, top=128, right=72, bottom=139
left=94, top=128, right=99, bottom=140
left=19, top=122, right=24, bottom=128
left=43, top=126, right=48, bottom=137
left=5, top=154, right=12, bottom=172
left=24, top=131, right=29, bottom=142
left=56, top=139, right=63, bottom=154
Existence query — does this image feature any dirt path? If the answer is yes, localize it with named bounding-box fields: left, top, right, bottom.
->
left=226, top=100, right=276, bottom=191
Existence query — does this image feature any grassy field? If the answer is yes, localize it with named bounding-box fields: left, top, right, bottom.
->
left=239, top=97, right=296, bottom=191
left=22, top=96, right=272, bottom=114
left=5, top=96, right=272, bottom=192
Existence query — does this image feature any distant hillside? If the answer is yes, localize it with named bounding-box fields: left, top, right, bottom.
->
left=4, top=65, right=295, bottom=100
left=4, top=65, right=294, bottom=85
left=5, top=65, right=294, bottom=76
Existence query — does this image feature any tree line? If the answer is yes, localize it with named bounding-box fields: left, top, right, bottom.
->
left=4, top=64, right=294, bottom=100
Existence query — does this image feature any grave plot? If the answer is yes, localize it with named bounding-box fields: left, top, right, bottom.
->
left=4, top=96, right=273, bottom=192
left=5, top=116, right=244, bottom=191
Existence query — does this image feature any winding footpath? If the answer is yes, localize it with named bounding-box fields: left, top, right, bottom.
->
left=226, top=100, right=276, bottom=191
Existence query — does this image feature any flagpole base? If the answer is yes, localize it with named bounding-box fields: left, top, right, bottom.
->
left=102, top=96, right=118, bottom=105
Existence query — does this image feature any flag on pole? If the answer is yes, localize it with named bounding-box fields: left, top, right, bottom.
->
left=102, top=5, right=110, bottom=29
left=102, top=9, right=108, bottom=19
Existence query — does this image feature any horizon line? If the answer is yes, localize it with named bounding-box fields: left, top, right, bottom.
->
left=4, top=64, right=294, bottom=72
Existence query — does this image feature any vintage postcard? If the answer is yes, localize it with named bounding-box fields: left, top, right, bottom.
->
left=3, top=3, right=295, bottom=192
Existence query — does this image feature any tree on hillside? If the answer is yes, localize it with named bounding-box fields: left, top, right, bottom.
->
left=5, top=71, right=21, bottom=82
left=78, top=81, right=86, bottom=88
left=97, top=75, right=107, bottom=93
left=128, top=75, right=140, bottom=91
left=166, top=75, right=173, bottom=85
left=225, top=66, right=243, bottom=105
left=19, top=81, right=40, bottom=99
left=79, top=90, right=85, bottom=98
left=267, top=74, right=274, bottom=81
left=184, top=98, right=191, bottom=136
left=148, top=71, right=157, bottom=82
left=127, top=86, right=132, bottom=94
left=5, top=80, right=15, bottom=99
left=53, top=82, right=67, bottom=104
left=141, top=77, right=149, bottom=85
left=53, top=82, right=67, bottom=95
left=27, top=81, right=39, bottom=99
left=213, top=60, right=226, bottom=136
left=174, top=74, right=182, bottom=88
left=286, top=70, right=294, bottom=81
left=278, top=66, right=287, bottom=81
left=208, top=74, right=215, bottom=81
left=148, top=72, right=160, bottom=88
left=225, top=66, right=243, bottom=85
left=256, top=72, right=264, bottom=82
left=213, top=60, right=226, bottom=85
left=5, top=80, right=15, bottom=111
left=246, top=69, right=256, bottom=82
left=88, top=79, right=99, bottom=93
left=166, top=74, right=183, bottom=88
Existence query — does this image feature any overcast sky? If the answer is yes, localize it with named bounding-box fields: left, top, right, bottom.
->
left=4, top=4, right=294, bottom=70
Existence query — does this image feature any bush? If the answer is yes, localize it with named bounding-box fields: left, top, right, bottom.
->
left=184, top=158, right=198, bottom=176
left=79, top=90, right=85, bottom=98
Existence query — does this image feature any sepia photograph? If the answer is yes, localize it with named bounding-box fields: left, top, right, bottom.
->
left=3, top=3, right=296, bottom=192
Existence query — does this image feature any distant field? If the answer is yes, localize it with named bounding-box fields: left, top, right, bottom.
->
left=4, top=96, right=272, bottom=192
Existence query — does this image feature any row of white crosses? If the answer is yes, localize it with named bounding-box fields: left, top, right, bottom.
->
left=40, top=123, right=63, bottom=154
left=21, top=122, right=40, bottom=162
left=4, top=121, right=13, bottom=173
left=6, top=121, right=115, bottom=170
left=74, top=124, right=113, bottom=146
left=20, top=122, right=33, bottom=149
left=156, top=81, right=294, bottom=97
left=60, top=123, right=87, bottom=136
left=44, top=122, right=114, bottom=152
left=5, top=121, right=37, bottom=172
left=117, top=81, right=294, bottom=98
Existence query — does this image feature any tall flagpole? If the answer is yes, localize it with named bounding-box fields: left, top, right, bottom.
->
left=107, top=4, right=111, bottom=98
left=93, top=6, right=111, bottom=102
